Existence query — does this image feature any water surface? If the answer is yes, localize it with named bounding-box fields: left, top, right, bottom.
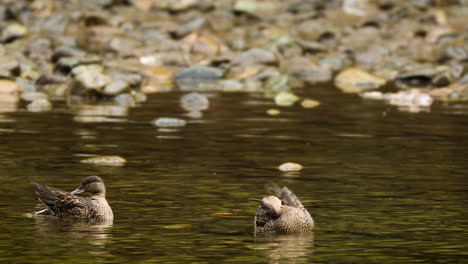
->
left=0, top=89, right=467, bottom=263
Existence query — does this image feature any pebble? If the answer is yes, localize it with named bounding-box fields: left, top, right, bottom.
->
left=1, top=23, right=28, bottom=42
left=335, top=68, right=386, bottom=93
left=27, top=98, right=52, bottom=112
left=80, top=155, right=127, bottom=166
left=232, top=48, right=277, bottom=66
left=72, top=64, right=112, bottom=91
left=142, top=66, right=174, bottom=93
left=103, top=79, right=129, bottom=95
left=278, top=162, right=303, bottom=172
left=175, top=66, right=223, bottom=91
left=274, top=91, right=300, bottom=107
left=152, top=117, right=187, bottom=128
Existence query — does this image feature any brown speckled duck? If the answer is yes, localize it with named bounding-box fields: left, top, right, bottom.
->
left=252, top=186, right=314, bottom=234
left=32, top=175, right=113, bottom=223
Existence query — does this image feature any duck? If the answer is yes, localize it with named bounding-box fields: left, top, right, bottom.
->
left=31, top=175, right=113, bottom=223
left=251, top=186, right=314, bottom=234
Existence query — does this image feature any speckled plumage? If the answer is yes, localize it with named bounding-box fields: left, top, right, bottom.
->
left=254, top=186, right=314, bottom=234
left=32, top=175, right=113, bottom=223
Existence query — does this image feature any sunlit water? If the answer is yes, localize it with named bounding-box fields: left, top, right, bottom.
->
left=0, top=88, right=467, bottom=263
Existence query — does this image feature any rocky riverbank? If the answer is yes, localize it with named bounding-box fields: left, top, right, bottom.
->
left=0, top=0, right=467, bottom=114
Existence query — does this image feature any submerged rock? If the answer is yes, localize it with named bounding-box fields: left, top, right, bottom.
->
left=278, top=162, right=303, bottom=172
left=301, top=99, right=320, bottom=109
left=152, top=117, right=187, bottom=128
left=335, top=68, right=386, bottom=93
left=275, top=91, right=300, bottom=107
left=80, top=155, right=127, bottom=166
left=266, top=108, right=281, bottom=116
left=180, top=92, right=209, bottom=112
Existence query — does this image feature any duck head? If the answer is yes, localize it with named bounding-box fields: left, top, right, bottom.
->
left=71, top=175, right=106, bottom=196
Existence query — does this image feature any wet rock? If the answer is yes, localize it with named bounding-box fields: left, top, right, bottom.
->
left=278, top=162, right=303, bottom=172
left=1, top=23, right=28, bottom=42
left=20, top=91, right=48, bottom=102
left=301, top=99, right=320, bottom=109
left=115, top=93, right=135, bottom=107
left=335, top=68, right=386, bottom=93
left=72, top=64, right=112, bottom=91
left=180, top=92, right=209, bottom=112
left=218, top=79, right=244, bottom=92
left=388, top=89, right=433, bottom=107
left=27, top=98, right=52, bottom=112
left=103, top=79, right=129, bottom=95
left=185, top=111, right=203, bottom=118
left=265, top=74, right=289, bottom=95
left=266, top=108, right=280, bottom=116
left=175, top=66, right=223, bottom=91
left=80, top=155, right=127, bottom=166
left=142, top=66, right=174, bottom=93
left=152, top=117, right=187, bottom=127
left=361, top=91, right=387, bottom=100
left=275, top=91, right=300, bottom=107
left=232, top=48, right=277, bottom=66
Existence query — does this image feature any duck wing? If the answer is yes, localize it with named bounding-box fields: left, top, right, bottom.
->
left=279, top=187, right=314, bottom=226
left=31, top=182, right=88, bottom=218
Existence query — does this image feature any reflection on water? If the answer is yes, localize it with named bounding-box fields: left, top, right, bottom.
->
left=71, top=104, right=129, bottom=123
left=251, top=234, right=314, bottom=264
left=32, top=216, right=113, bottom=256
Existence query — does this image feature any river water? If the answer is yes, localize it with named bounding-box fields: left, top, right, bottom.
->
left=0, top=89, right=466, bottom=263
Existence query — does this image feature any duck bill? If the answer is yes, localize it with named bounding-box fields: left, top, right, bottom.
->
left=71, top=185, right=84, bottom=195
left=248, top=198, right=262, bottom=202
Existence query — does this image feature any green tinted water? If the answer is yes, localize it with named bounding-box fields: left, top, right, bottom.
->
left=0, top=90, right=467, bottom=263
